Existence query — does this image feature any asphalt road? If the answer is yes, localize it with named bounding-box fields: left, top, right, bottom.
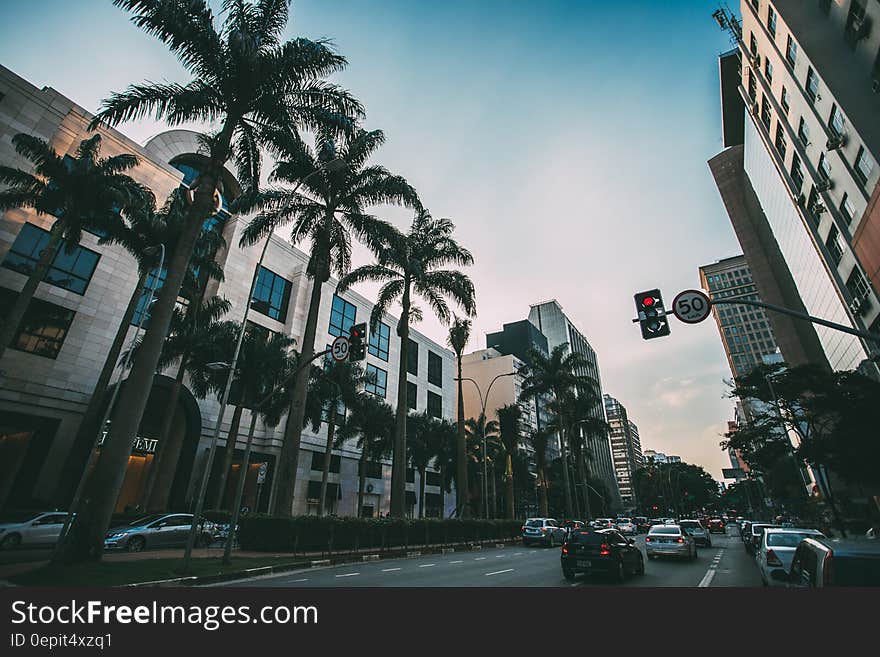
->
left=218, top=526, right=763, bottom=588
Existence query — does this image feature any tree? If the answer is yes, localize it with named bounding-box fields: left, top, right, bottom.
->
left=525, top=427, right=553, bottom=517
left=496, top=404, right=522, bottom=519
left=335, top=395, right=394, bottom=517
left=60, top=0, right=362, bottom=562
left=405, top=412, right=456, bottom=518
left=338, top=210, right=476, bottom=517
left=446, top=315, right=471, bottom=517
left=465, top=413, right=499, bottom=517
left=0, top=133, right=151, bottom=361
left=237, top=127, right=420, bottom=516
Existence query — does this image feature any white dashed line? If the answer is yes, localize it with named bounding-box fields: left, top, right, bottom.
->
left=698, top=569, right=716, bottom=587
left=335, top=573, right=360, bottom=578
left=475, top=557, right=487, bottom=561
left=381, top=568, right=401, bottom=572
left=450, top=560, right=464, bottom=564
left=485, top=569, right=514, bottom=576
left=418, top=564, right=436, bottom=568
left=514, top=552, right=523, bottom=556
left=290, top=578, right=308, bottom=582
left=495, top=555, right=505, bottom=558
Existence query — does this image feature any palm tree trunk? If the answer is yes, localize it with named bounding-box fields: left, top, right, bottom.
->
left=0, top=221, right=64, bottom=361
left=52, top=271, right=147, bottom=506
left=573, top=440, right=592, bottom=519
left=391, top=290, right=410, bottom=518
left=319, top=419, right=336, bottom=517
left=142, top=360, right=186, bottom=511
left=489, top=462, right=497, bottom=519
left=223, top=411, right=259, bottom=565
left=537, top=458, right=549, bottom=517
left=270, top=272, right=326, bottom=516
left=55, top=133, right=232, bottom=563
left=558, top=428, right=574, bottom=518
left=505, top=454, right=515, bottom=519
left=214, top=403, right=244, bottom=510
left=418, top=467, right=426, bottom=518
left=455, top=356, right=469, bottom=518
left=357, top=448, right=367, bottom=517
left=438, top=463, right=446, bottom=519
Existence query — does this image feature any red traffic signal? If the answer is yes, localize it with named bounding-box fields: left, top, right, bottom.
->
left=634, top=289, right=670, bottom=340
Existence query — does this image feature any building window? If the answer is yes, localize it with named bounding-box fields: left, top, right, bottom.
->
left=362, top=460, right=383, bottom=479
left=828, top=105, right=845, bottom=137
left=0, top=288, right=75, bottom=359
left=806, top=185, right=823, bottom=220
left=844, top=1, right=867, bottom=49
left=407, top=338, right=419, bottom=375
left=427, top=391, right=443, bottom=418
left=748, top=69, right=757, bottom=102
left=764, top=58, right=773, bottom=84
left=365, top=364, right=388, bottom=398
left=825, top=226, right=843, bottom=265
left=749, top=33, right=758, bottom=57
left=328, top=294, right=357, bottom=337
left=790, top=153, right=804, bottom=192
left=846, top=267, right=869, bottom=301
left=785, top=35, right=797, bottom=68
left=251, top=266, right=291, bottom=322
left=780, top=86, right=790, bottom=114
left=767, top=5, right=777, bottom=36
left=805, top=67, right=819, bottom=102
left=760, top=94, right=771, bottom=129
left=407, top=381, right=417, bottom=410
left=368, top=321, right=390, bottom=361
left=310, top=451, right=341, bottom=474
left=425, top=470, right=442, bottom=487
left=854, top=147, right=874, bottom=186
left=2, top=223, right=100, bottom=296
left=797, top=117, right=810, bottom=146
left=774, top=123, right=787, bottom=159
left=817, top=153, right=831, bottom=181
left=427, top=350, right=443, bottom=387
left=840, top=193, right=856, bottom=224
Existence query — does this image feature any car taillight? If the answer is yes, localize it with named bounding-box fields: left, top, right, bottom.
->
left=562, top=544, right=568, bottom=554
left=645, top=536, right=653, bottom=542
left=599, top=543, right=610, bottom=556
left=676, top=537, right=685, bottom=544
left=766, top=549, right=783, bottom=567
left=542, top=527, right=549, bottom=533
left=521, top=526, right=526, bottom=532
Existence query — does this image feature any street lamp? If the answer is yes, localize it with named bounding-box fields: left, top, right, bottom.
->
left=180, top=159, right=346, bottom=573
left=455, top=371, right=517, bottom=519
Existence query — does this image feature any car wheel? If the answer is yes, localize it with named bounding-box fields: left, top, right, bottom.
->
left=126, top=536, right=146, bottom=553
left=563, top=567, right=576, bottom=582
left=1, top=533, right=22, bottom=550
left=635, top=554, right=645, bottom=575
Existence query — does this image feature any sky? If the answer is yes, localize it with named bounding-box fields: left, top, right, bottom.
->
left=0, top=0, right=746, bottom=480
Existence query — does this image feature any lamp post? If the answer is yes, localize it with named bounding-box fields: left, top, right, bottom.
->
left=54, top=243, right=165, bottom=555
left=180, top=159, right=346, bottom=573
left=455, top=372, right=517, bottom=519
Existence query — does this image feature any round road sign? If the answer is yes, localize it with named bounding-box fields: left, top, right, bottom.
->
left=331, top=335, right=350, bottom=362
left=672, top=289, right=712, bottom=324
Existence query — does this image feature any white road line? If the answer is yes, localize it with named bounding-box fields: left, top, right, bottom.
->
left=381, top=568, right=401, bottom=572
left=495, top=555, right=505, bottom=558
left=418, top=564, right=436, bottom=568
left=698, top=569, right=716, bottom=588
left=290, top=578, right=308, bottom=582
left=485, top=569, right=514, bottom=576
left=335, top=573, right=360, bottom=578
left=514, top=552, right=523, bottom=556
left=450, top=560, right=464, bottom=564
left=475, top=557, right=487, bottom=561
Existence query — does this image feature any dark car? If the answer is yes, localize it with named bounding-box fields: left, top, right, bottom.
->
left=560, top=520, right=586, bottom=538
left=779, top=538, right=880, bottom=587
left=634, top=517, right=650, bottom=534
left=708, top=519, right=726, bottom=534
left=104, top=513, right=215, bottom=552
left=561, top=528, right=645, bottom=582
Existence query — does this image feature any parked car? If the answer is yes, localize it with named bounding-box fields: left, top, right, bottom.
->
left=779, top=537, right=880, bottom=587
left=634, top=516, right=650, bottom=533
left=0, top=511, right=72, bottom=549
left=616, top=518, right=636, bottom=535
left=756, top=528, right=825, bottom=587
left=746, top=523, right=781, bottom=555
left=521, top=518, right=566, bottom=547
left=645, top=524, right=698, bottom=560
left=708, top=519, right=726, bottom=534
left=740, top=521, right=754, bottom=544
left=561, top=527, right=644, bottom=582
left=679, top=519, right=712, bottom=547
left=104, top=513, right=216, bottom=552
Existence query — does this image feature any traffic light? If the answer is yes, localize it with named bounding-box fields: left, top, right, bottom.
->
left=348, top=323, right=367, bottom=361
left=634, top=289, right=671, bottom=340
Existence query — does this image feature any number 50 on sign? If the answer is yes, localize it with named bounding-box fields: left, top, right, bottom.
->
left=672, top=289, right=712, bottom=324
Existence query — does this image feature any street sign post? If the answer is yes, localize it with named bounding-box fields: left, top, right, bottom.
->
left=330, top=335, right=350, bottom=362
left=672, top=289, right=712, bottom=324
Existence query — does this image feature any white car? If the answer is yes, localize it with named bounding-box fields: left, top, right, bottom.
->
left=756, top=528, right=825, bottom=587
left=616, top=518, right=636, bottom=535
left=0, top=512, right=71, bottom=549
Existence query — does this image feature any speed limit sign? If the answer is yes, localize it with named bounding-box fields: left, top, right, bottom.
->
left=672, top=289, right=712, bottom=324
left=330, top=335, right=350, bottom=362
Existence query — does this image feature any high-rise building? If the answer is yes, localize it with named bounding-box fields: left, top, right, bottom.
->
left=527, top=300, right=622, bottom=511
left=711, top=1, right=880, bottom=377
left=699, top=255, right=783, bottom=377
left=602, top=394, right=644, bottom=508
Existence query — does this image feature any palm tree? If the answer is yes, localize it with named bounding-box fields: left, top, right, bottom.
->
left=519, top=344, right=595, bottom=519
left=237, top=127, right=420, bottom=516
left=465, top=414, right=499, bottom=518
left=427, top=416, right=457, bottom=518
left=335, top=395, right=394, bottom=517
left=406, top=412, right=432, bottom=518
left=446, top=316, right=471, bottom=517
left=526, top=427, right=553, bottom=517
left=301, top=360, right=374, bottom=516
left=496, top=404, right=522, bottom=519
left=338, top=211, right=476, bottom=517
left=0, top=133, right=151, bottom=361
left=61, top=0, right=363, bottom=562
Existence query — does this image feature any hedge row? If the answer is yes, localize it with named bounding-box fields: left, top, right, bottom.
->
left=238, top=515, right=523, bottom=553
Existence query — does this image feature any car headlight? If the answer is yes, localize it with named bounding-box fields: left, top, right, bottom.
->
left=107, top=531, right=129, bottom=539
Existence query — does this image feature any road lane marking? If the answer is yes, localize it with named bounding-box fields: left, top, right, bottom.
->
left=336, top=573, right=360, bottom=578
left=450, top=560, right=464, bottom=564
left=291, top=578, right=308, bottom=582
left=475, top=557, right=487, bottom=561
left=495, top=555, right=505, bottom=558
left=485, top=569, right=514, bottom=576
left=514, top=552, right=523, bottom=556
left=381, top=568, right=401, bottom=572
left=418, top=564, right=436, bottom=568
left=698, top=569, right=716, bottom=587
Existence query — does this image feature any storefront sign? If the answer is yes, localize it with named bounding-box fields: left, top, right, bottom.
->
left=98, top=431, right=158, bottom=455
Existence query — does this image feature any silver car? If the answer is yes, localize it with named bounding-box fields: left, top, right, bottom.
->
left=645, top=524, right=698, bottom=560
left=756, top=528, right=825, bottom=587
left=0, top=512, right=72, bottom=549
left=521, top=518, right=566, bottom=547
left=616, top=518, right=636, bottom=535
left=104, top=513, right=216, bottom=552
left=679, top=519, right=712, bottom=547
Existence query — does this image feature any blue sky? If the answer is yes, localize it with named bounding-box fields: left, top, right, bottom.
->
left=0, top=0, right=744, bottom=479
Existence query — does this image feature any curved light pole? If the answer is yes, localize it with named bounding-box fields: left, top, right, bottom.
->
left=54, top=243, right=165, bottom=555
left=181, top=159, right=346, bottom=573
left=455, top=372, right=516, bottom=519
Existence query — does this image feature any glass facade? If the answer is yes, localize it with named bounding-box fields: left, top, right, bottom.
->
left=329, top=294, right=357, bottom=337
left=252, top=266, right=291, bottom=322
left=407, top=338, right=418, bottom=375
left=427, top=390, right=442, bottom=418
left=0, top=287, right=75, bottom=359
left=407, top=381, right=417, bottom=410
left=427, top=350, right=442, bottom=387
left=2, top=223, right=100, bottom=295
left=368, top=321, right=390, bottom=361
left=365, top=364, right=387, bottom=398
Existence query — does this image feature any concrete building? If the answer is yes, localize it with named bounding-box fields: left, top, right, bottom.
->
left=602, top=394, right=644, bottom=508
left=700, top=255, right=784, bottom=377
left=0, top=64, right=457, bottom=518
left=527, top=300, right=622, bottom=511
left=711, top=1, right=880, bottom=377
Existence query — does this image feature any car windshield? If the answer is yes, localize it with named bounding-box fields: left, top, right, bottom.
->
left=525, top=519, right=544, bottom=528
left=680, top=522, right=701, bottom=529
left=618, top=519, right=631, bottom=524
left=767, top=532, right=818, bottom=548
left=649, top=527, right=681, bottom=535
left=753, top=525, right=779, bottom=535
left=832, top=557, right=880, bottom=586
left=129, top=514, right=167, bottom=527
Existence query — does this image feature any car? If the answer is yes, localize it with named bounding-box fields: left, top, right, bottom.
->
left=634, top=516, right=650, bottom=533
left=616, top=518, right=636, bottom=535
left=645, top=524, right=698, bottom=560
left=740, top=520, right=753, bottom=544
left=756, top=528, right=825, bottom=587
left=779, top=537, right=880, bottom=587
left=521, top=518, right=566, bottom=547
left=561, top=527, right=645, bottom=582
left=708, top=519, right=726, bottom=534
left=679, top=519, right=712, bottom=547
left=590, top=518, right=614, bottom=530
left=746, top=523, right=781, bottom=555
left=560, top=520, right=586, bottom=538
left=104, top=513, right=216, bottom=552
left=0, top=511, right=72, bottom=549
